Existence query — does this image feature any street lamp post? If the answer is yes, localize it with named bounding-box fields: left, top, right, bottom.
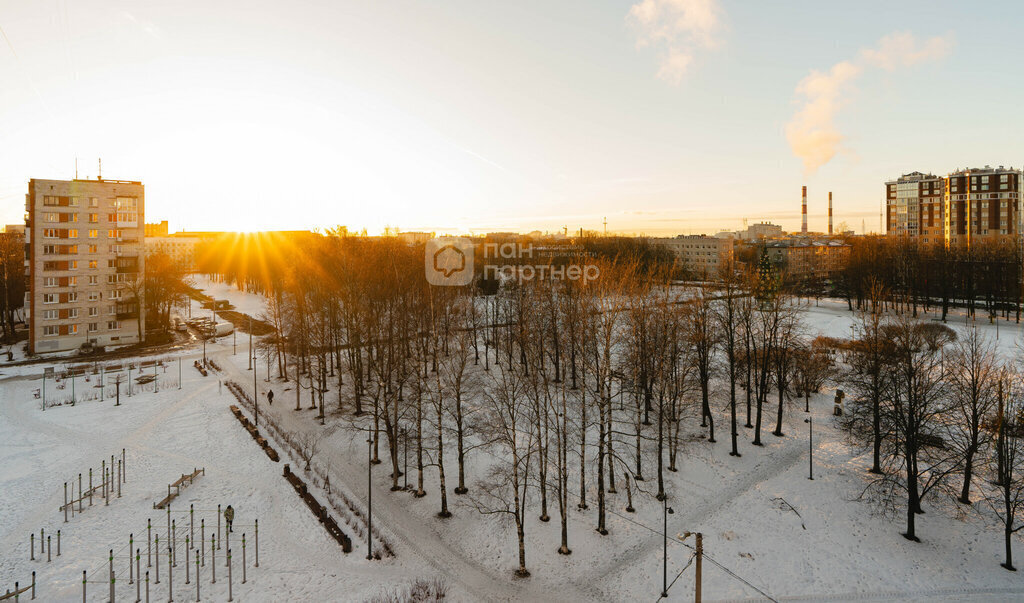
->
left=367, top=436, right=374, bottom=560
left=661, top=494, right=674, bottom=598
left=805, top=417, right=814, bottom=480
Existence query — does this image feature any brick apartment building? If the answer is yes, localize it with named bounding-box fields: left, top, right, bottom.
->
left=886, top=166, right=1022, bottom=247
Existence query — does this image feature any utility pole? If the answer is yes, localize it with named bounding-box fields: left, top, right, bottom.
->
left=248, top=316, right=253, bottom=371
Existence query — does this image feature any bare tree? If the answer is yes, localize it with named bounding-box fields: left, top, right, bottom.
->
left=473, top=364, right=536, bottom=577
left=296, top=430, right=326, bottom=471
left=947, top=327, right=999, bottom=504
left=992, top=374, right=1024, bottom=570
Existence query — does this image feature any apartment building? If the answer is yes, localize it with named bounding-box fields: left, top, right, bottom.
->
left=145, top=220, right=169, bottom=237
left=765, top=240, right=851, bottom=281
left=145, top=235, right=201, bottom=272
left=944, top=166, right=1021, bottom=247
left=885, top=166, right=1022, bottom=246
left=25, top=178, right=145, bottom=354
left=652, top=234, right=734, bottom=277
left=885, top=171, right=944, bottom=242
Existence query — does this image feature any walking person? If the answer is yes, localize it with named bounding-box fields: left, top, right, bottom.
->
left=267, top=390, right=274, bottom=406
left=224, top=505, right=235, bottom=533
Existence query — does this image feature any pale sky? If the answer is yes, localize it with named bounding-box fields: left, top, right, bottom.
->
left=1, top=1, right=1021, bottom=236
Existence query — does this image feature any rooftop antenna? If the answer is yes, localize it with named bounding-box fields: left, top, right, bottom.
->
left=98, top=158, right=102, bottom=181
left=75, top=157, right=78, bottom=179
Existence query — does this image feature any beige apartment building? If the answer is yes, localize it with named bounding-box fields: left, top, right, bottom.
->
left=25, top=178, right=145, bottom=354
left=145, top=235, right=201, bottom=272
left=652, top=234, right=734, bottom=277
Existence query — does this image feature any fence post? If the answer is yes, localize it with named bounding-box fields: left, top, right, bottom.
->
left=190, top=505, right=194, bottom=544
left=82, top=570, right=86, bottom=603
left=154, top=535, right=160, bottom=584
left=217, top=505, right=221, bottom=551
left=171, top=520, right=177, bottom=567
left=136, top=549, right=141, bottom=603
left=47, top=535, right=51, bottom=562
left=118, top=460, right=122, bottom=498
left=30, top=533, right=34, bottom=561
left=57, top=530, right=61, bottom=556
left=211, top=535, right=216, bottom=584
left=129, top=534, right=134, bottom=583
left=195, top=551, right=199, bottom=601
left=242, top=534, right=247, bottom=584
left=89, top=469, right=93, bottom=506
left=79, top=473, right=83, bottom=512
left=105, top=467, right=110, bottom=506
left=225, top=529, right=230, bottom=567
left=255, top=519, right=259, bottom=567
left=64, top=482, right=68, bottom=523
left=145, top=571, right=149, bottom=603
left=167, top=545, right=172, bottom=602
left=200, top=519, right=205, bottom=567
left=166, top=506, right=170, bottom=551
left=227, top=549, right=233, bottom=602
left=148, top=519, right=152, bottom=567
left=31, top=570, right=35, bottom=600
left=102, top=461, right=106, bottom=501
left=40, top=529, right=44, bottom=554
left=123, top=448, right=127, bottom=483
left=109, top=548, right=114, bottom=602
left=185, top=539, right=190, bottom=584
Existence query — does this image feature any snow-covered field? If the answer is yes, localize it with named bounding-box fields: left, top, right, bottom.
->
left=4, top=282, right=1024, bottom=602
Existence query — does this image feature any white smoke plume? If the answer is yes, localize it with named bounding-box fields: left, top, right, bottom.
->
left=786, top=31, right=954, bottom=174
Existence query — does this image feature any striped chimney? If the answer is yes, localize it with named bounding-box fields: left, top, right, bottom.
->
left=801, top=186, right=808, bottom=234
left=828, top=191, right=833, bottom=235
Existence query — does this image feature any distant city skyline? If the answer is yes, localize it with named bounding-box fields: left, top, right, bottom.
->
left=1, top=1, right=1021, bottom=236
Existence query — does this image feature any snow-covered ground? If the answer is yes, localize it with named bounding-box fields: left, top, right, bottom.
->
left=191, top=274, right=268, bottom=318
left=4, top=285, right=1024, bottom=602
left=0, top=343, right=445, bottom=602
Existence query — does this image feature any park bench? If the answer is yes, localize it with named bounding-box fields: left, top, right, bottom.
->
left=153, top=468, right=205, bottom=509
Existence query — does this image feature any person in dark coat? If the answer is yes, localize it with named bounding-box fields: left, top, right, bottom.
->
left=267, top=389, right=274, bottom=405
left=224, top=505, right=235, bottom=533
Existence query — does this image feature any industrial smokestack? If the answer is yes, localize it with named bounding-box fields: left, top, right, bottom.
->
left=801, top=185, right=808, bottom=235
left=828, top=191, right=833, bottom=236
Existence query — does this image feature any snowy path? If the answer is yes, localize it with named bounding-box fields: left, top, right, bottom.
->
left=213, top=349, right=605, bottom=602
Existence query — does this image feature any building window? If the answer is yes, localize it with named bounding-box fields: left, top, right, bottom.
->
left=88, top=213, right=99, bottom=223
left=67, top=292, right=78, bottom=303
left=43, top=325, right=58, bottom=336
left=88, top=275, right=98, bottom=285
left=88, top=244, right=97, bottom=253
left=43, top=229, right=58, bottom=238
left=43, top=277, right=57, bottom=287
left=44, top=212, right=59, bottom=222
left=88, top=229, right=98, bottom=238
left=88, top=260, right=98, bottom=269
left=67, top=276, right=77, bottom=287
left=68, top=229, right=78, bottom=238
left=88, top=322, right=98, bottom=332
left=68, top=324, right=78, bottom=335
left=68, top=308, right=79, bottom=319
left=107, top=320, right=121, bottom=330
left=88, top=307, right=98, bottom=317
left=43, top=309, right=58, bottom=320
left=89, top=197, right=99, bottom=208
left=43, top=294, right=57, bottom=304
left=88, top=291, right=99, bottom=301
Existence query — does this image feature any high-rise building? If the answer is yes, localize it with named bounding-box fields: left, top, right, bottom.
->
left=885, top=166, right=1022, bottom=246
left=25, top=178, right=146, bottom=354
left=885, top=171, right=944, bottom=242
left=943, top=166, right=1021, bottom=247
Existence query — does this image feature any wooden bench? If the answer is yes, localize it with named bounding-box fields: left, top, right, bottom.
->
left=153, top=468, right=205, bottom=509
